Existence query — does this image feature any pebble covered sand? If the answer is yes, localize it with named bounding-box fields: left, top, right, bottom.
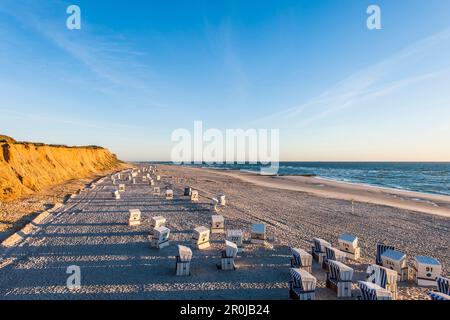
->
left=0, top=164, right=448, bottom=300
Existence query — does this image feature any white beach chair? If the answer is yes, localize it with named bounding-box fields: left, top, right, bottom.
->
left=112, top=189, right=120, bottom=200
left=150, top=226, right=170, bottom=249
left=289, top=268, right=317, bottom=300
left=227, top=230, right=244, bottom=252
left=251, top=223, right=266, bottom=244
left=290, top=248, right=312, bottom=273
left=326, top=260, right=354, bottom=298
left=192, top=226, right=211, bottom=250
left=211, top=198, right=219, bottom=212
left=165, top=189, right=174, bottom=200
left=118, top=184, right=126, bottom=193
left=149, top=179, right=155, bottom=186
left=412, top=256, right=442, bottom=287
left=153, top=186, right=161, bottom=196
left=191, top=190, right=199, bottom=202
left=366, top=264, right=398, bottom=299
left=311, top=238, right=331, bottom=264
left=337, top=233, right=361, bottom=260
left=150, top=216, right=166, bottom=234
left=436, top=276, right=450, bottom=295
left=211, top=215, right=225, bottom=234
left=128, top=209, right=141, bottom=226
left=358, top=281, right=392, bottom=300
left=219, top=240, right=238, bottom=271
left=175, top=245, right=192, bottom=276
left=324, top=246, right=347, bottom=269
left=376, top=243, right=395, bottom=265
left=156, top=175, right=161, bottom=181
left=381, top=249, right=409, bottom=281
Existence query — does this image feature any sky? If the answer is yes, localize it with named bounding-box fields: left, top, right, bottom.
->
left=1, top=0, right=450, bottom=161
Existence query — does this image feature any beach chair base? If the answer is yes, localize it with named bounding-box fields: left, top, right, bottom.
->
left=166, top=196, right=173, bottom=200
left=326, top=278, right=352, bottom=298
left=195, top=242, right=211, bottom=250
left=151, top=239, right=170, bottom=249
left=220, top=257, right=236, bottom=271
left=289, top=288, right=316, bottom=300
left=343, top=248, right=360, bottom=261
left=176, top=259, right=191, bottom=276
left=251, top=239, right=266, bottom=245
left=416, top=278, right=438, bottom=287
left=129, top=220, right=141, bottom=227
left=211, top=228, right=225, bottom=234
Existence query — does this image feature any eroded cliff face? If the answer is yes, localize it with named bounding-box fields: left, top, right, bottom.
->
left=0, top=136, right=123, bottom=201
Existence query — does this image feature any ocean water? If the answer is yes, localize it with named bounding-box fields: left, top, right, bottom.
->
left=146, top=162, right=450, bottom=196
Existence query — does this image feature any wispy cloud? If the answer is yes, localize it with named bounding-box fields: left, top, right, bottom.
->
left=254, top=27, right=450, bottom=126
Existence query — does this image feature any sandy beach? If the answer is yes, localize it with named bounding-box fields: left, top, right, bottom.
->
left=0, top=164, right=448, bottom=300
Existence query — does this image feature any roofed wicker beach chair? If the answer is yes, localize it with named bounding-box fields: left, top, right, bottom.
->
left=112, top=189, right=120, bottom=200
left=366, top=264, right=398, bottom=299
left=150, top=226, right=170, bottom=249
left=226, top=229, right=244, bottom=252
left=191, top=190, right=199, bottom=202
left=128, top=209, right=141, bottom=226
left=337, top=233, right=360, bottom=260
left=150, top=216, right=166, bottom=234
left=211, top=215, right=225, bottom=234
left=324, top=246, right=347, bottom=269
left=219, top=240, right=238, bottom=271
left=184, top=187, right=192, bottom=196
left=436, top=276, right=450, bottom=295
left=428, top=291, right=450, bottom=301
left=165, top=189, right=174, bottom=200
left=376, top=243, right=395, bottom=265
left=326, top=260, right=354, bottom=298
left=218, top=193, right=226, bottom=206
left=290, top=248, right=312, bottom=273
left=211, top=198, right=219, bottom=212
left=250, top=223, right=266, bottom=245
left=381, top=249, right=409, bottom=281
left=289, top=268, right=317, bottom=300
left=149, top=179, right=155, bottom=186
left=358, top=281, right=392, bottom=300
left=175, top=245, right=192, bottom=276
left=412, top=256, right=442, bottom=287
left=153, top=186, right=160, bottom=196
left=118, top=184, right=126, bottom=193
left=193, top=226, right=211, bottom=250
left=311, top=238, right=331, bottom=264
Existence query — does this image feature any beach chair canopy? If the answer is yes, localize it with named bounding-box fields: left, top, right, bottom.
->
left=339, top=233, right=358, bottom=247
left=358, top=281, right=392, bottom=300
left=291, top=248, right=312, bottom=267
left=178, top=245, right=193, bottom=262
left=212, top=215, right=224, bottom=224
left=366, top=264, right=397, bottom=289
left=154, top=226, right=170, bottom=241
left=376, top=243, right=395, bottom=265
left=225, top=240, right=238, bottom=258
left=382, top=249, right=406, bottom=262
left=328, top=260, right=354, bottom=281
left=129, top=209, right=141, bottom=220
left=151, top=216, right=166, bottom=227
left=251, top=223, right=266, bottom=235
left=415, top=256, right=440, bottom=266
left=313, top=238, right=331, bottom=253
left=290, top=268, right=317, bottom=292
left=325, top=246, right=347, bottom=262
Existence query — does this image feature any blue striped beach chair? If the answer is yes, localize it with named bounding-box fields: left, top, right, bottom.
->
left=436, top=276, right=450, bottom=295
left=289, top=268, right=317, bottom=300
left=376, top=243, right=395, bottom=265
left=366, top=264, right=398, bottom=299
left=428, top=291, right=450, bottom=301
left=326, top=260, right=354, bottom=298
left=290, top=248, right=312, bottom=273
left=311, top=238, right=331, bottom=264
left=324, top=246, right=347, bottom=269
left=358, top=281, right=392, bottom=300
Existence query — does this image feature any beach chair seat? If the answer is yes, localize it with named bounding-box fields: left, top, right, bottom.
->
left=290, top=248, right=312, bottom=273
left=337, top=233, right=360, bottom=260
left=311, top=238, right=331, bottom=264
left=153, top=187, right=160, bottom=196
left=324, top=246, right=347, bottom=269
left=412, top=256, right=442, bottom=287
left=219, top=240, right=238, bottom=271
left=358, top=281, right=392, bottom=300
left=112, top=189, right=120, bottom=200
left=326, top=260, right=354, bottom=298
left=226, top=230, right=244, bottom=252
left=150, top=226, right=170, bottom=249
left=428, top=291, right=450, bottom=301
left=156, top=175, right=161, bottom=181
left=118, top=184, right=126, bottom=193
left=381, top=249, right=409, bottom=282
left=436, top=276, right=450, bottom=295
left=211, top=215, right=225, bottom=234
left=191, top=190, right=199, bottom=202
left=289, top=268, right=317, bottom=300
left=366, top=264, right=398, bottom=299
left=376, top=243, right=395, bottom=265
left=128, top=209, right=141, bottom=226
left=165, top=189, right=174, bottom=200
left=193, top=226, right=211, bottom=250
left=218, top=193, right=226, bottom=206
left=175, top=245, right=192, bottom=276
left=150, top=216, right=166, bottom=234
left=250, top=223, right=266, bottom=244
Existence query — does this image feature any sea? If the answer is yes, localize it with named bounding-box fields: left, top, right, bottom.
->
left=143, top=162, right=450, bottom=197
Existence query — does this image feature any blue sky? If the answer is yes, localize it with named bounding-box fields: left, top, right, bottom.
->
left=1, top=0, right=450, bottom=161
